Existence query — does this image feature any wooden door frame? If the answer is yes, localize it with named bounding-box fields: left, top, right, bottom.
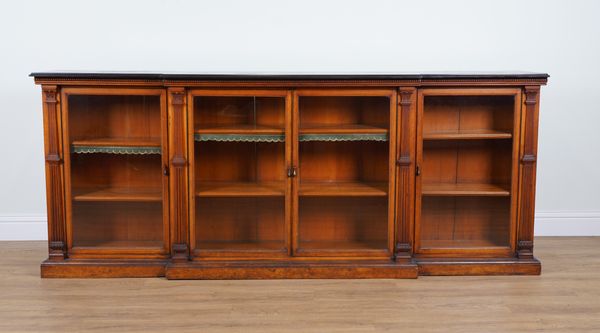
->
left=186, top=88, right=293, bottom=260
left=291, top=88, right=398, bottom=258
left=414, top=87, right=522, bottom=257
left=60, top=87, right=169, bottom=259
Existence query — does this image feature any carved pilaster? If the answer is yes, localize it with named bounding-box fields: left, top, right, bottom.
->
left=517, top=86, right=541, bottom=259
left=395, top=88, right=416, bottom=262
left=168, top=88, right=190, bottom=262
left=42, top=85, right=66, bottom=261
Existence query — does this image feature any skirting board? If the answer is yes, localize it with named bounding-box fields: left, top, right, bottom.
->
left=0, top=215, right=47, bottom=240
left=534, top=211, right=600, bottom=236
left=0, top=212, right=599, bottom=240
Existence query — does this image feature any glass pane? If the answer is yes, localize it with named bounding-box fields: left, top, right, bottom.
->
left=68, top=94, right=164, bottom=249
left=194, top=96, right=286, bottom=253
left=297, top=96, right=390, bottom=253
left=419, top=95, right=514, bottom=250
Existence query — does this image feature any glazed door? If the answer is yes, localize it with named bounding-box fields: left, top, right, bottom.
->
left=292, top=89, right=397, bottom=257
left=189, top=90, right=292, bottom=258
left=61, top=88, right=169, bottom=258
left=414, top=88, right=522, bottom=257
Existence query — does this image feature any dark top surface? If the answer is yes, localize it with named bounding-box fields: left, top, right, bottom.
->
left=30, top=71, right=549, bottom=80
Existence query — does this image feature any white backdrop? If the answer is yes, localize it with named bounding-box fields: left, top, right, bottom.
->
left=1, top=0, right=599, bottom=239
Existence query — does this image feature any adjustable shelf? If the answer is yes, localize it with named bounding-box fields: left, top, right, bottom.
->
left=194, top=126, right=285, bottom=142
left=300, top=125, right=388, bottom=142
left=300, top=124, right=388, bottom=134
left=72, top=187, right=163, bottom=202
left=299, top=181, right=388, bottom=197
left=422, top=183, right=510, bottom=197
left=196, top=181, right=285, bottom=197
left=300, top=133, right=388, bottom=142
left=423, top=130, right=512, bottom=140
left=194, top=133, right=285, bottom=143
left=194, top=126, right=390, bottom=142
left=196, top=125, right=284, bottom=134
left=71, top=138, right=161, bottom=154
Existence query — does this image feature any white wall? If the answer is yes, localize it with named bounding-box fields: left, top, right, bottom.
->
left=1, top=0, right=599, bottom=239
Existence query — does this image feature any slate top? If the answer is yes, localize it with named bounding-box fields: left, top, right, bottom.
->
left=30, top=71, right=549, bottom=80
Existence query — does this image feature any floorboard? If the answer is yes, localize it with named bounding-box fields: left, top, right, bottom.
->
left=0, top=237, right=599, bottom=332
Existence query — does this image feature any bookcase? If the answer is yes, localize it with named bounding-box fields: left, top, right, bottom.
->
left=32, top=72, right=548, bottom=279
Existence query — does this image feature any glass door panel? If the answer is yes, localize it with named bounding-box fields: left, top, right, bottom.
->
left=295, top=93, right=394, bottom=256
left=416, top=90, right=520, bottom=254
left=64, top=90, right=167, bottom=253
left=192, top=93, right=289, bottom=256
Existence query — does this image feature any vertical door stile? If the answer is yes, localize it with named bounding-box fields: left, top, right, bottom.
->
left=187, top=90, right=196, bottom=258
left=387, top=89, right=398, bottom=257
left=291, top=90, right=299, bottom=256
left=160, top=90, right=170, bottom=255
left=285, top=90, right=293, bottom=256
left=414, top=90, right=425, bottom=255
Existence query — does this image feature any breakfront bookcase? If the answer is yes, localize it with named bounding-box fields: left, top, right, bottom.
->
left=31, top=72, right=548, bottom=279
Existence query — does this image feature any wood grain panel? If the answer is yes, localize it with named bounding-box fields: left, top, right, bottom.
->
left=67, top=94, right=161, bottom=142
left=71, top=201, right=164, bottom=248
left=195, top=141, right=285, bottom=183
left=297, top=197, right=388, bottom=256
left=194, top=96, right=285, bottom=130
left=419, top=196, right=511, bottom=250
left=195, top=197, right=286, bottom=257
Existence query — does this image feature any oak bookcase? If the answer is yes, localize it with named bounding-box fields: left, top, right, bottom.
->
left=31, top=72, right=548, bottom=279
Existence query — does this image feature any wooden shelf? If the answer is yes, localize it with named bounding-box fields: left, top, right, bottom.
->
left=73, top=240, right=163, bottom=249
left=423, top=130, right=512, bottom=140
left=71, top=138, right=161, bottom=154
left=73, top=187, right=163, bottom=202
left=195, top=240, right=285, bottom=252
left=300, top=124, right=388, bottom=134
left=196, top=182, right=285, bottom=197
left=195, top=126, right=285, bottom=143
left=420, top=239, right=509, bottom=249
left=195, top=125, right=284, bottom=135
left=299, top=125, right=388, bottom=142
left=72, top=137, right=161, bottom=147
left=299, top=181, right=388, bottom=197
left=422, top=183, right=510, bottom=196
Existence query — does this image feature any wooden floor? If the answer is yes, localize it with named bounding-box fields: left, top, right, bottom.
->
left=1, top=237, right=599, bottom=333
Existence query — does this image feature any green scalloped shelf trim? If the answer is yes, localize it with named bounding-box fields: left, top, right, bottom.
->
left=299, top=133, right=388, bottom=142
left=195, top=133, right=285, bottom=143
left=193, top=133, right=388, bottom=142
left=71, top=145, right=162, bottom=154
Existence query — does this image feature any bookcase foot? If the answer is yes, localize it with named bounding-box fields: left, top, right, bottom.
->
left=41, top=259, right=167, bottom=278
left=166, top=260, right=419, bottom=279
left=416, top=258, right=541, bottom=276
